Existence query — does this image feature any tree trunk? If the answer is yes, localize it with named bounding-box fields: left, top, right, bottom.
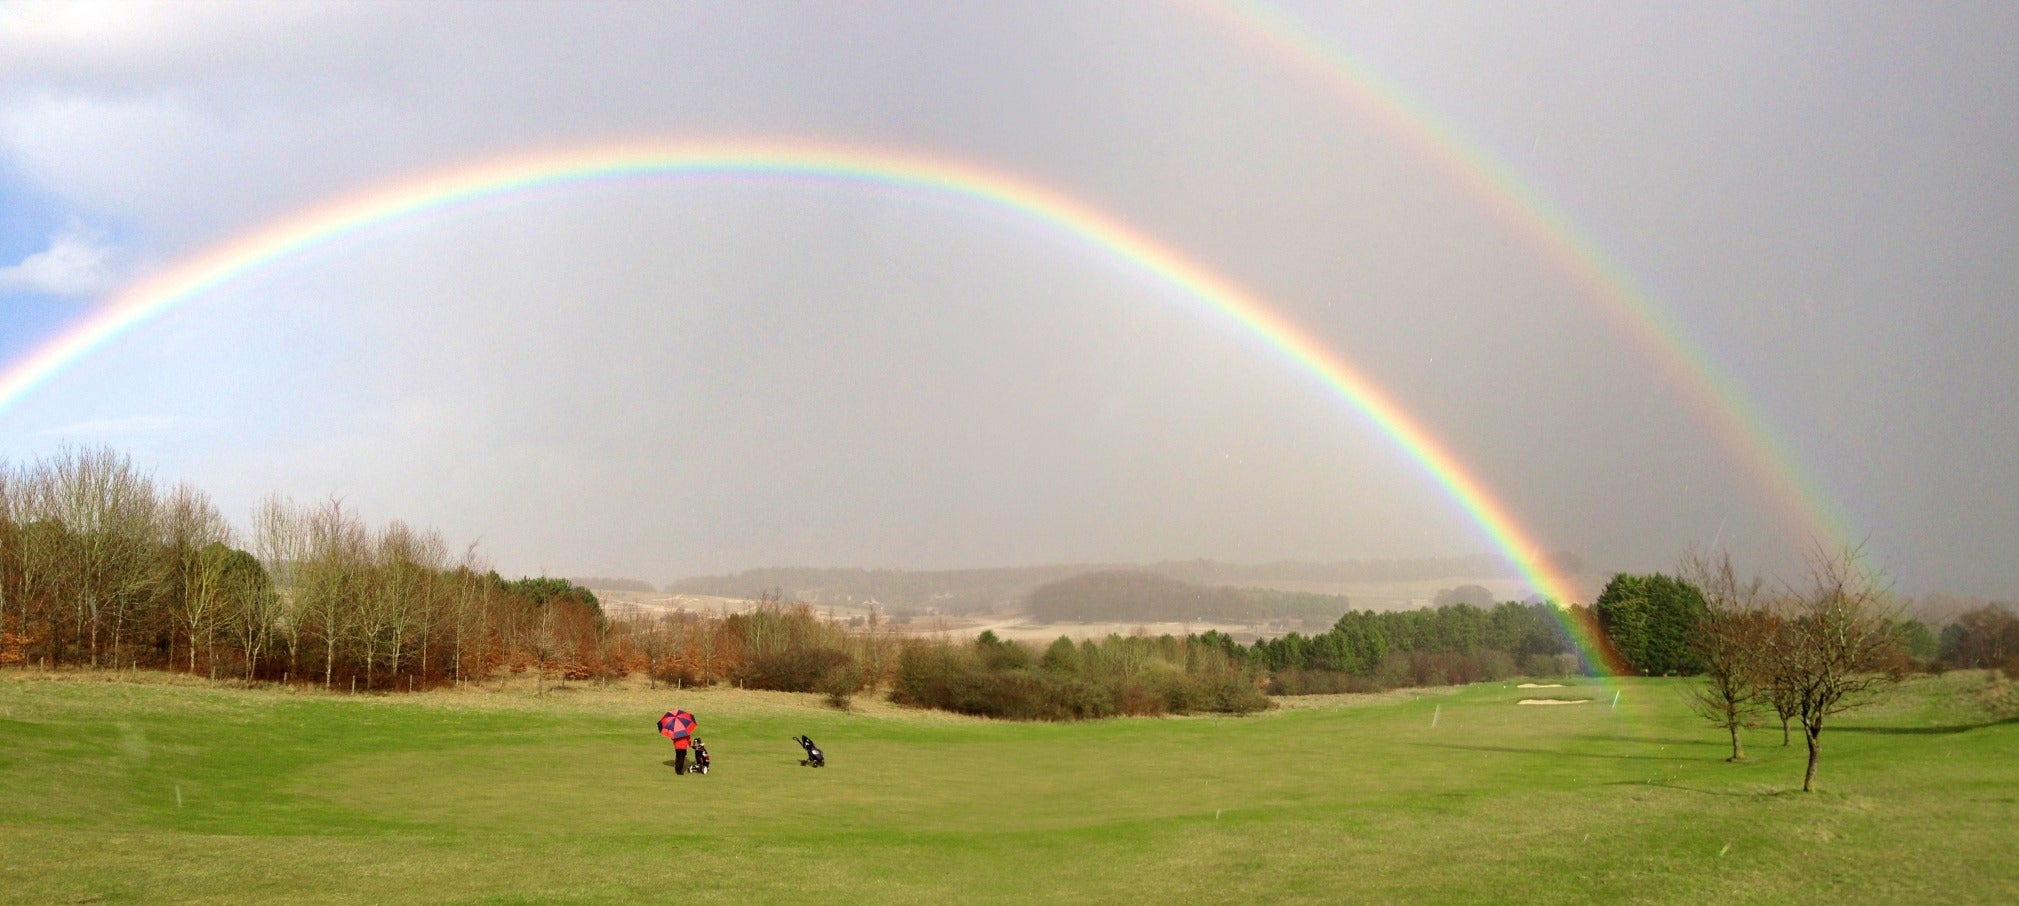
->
left=87, top=596, right=100, bottom=668
left=1726, top=721, right=1746, bottom=762
left=1781, top=715, right=1791, bottom=746
left=1802, top=724, right=1822, bottom=792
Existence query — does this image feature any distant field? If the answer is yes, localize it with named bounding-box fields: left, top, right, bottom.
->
left=584, top=577, right=1556, bottom=643
left=2, top=671, right=2014, bottom=904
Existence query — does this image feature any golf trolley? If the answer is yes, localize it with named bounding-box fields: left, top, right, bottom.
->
left=794, top=735, right=825, bottom=768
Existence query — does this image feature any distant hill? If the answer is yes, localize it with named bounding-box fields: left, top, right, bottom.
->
left=662, top=554, right=1583, bottom=616
left=663, top=565, right=1099, bottom=615
left=569, top=576, right=658, bottom=594
left=1146, top=554, right=1584, bottom=586
left=1026, top=571, right=1351, bottom=624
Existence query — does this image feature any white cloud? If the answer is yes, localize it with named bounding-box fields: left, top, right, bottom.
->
left=0, top=1, right=336, bottom=80
left=0, top=225, right=114, bottom=295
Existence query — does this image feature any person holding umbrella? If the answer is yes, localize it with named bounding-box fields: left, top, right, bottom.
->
left=658, top=709, right=698, bottom=774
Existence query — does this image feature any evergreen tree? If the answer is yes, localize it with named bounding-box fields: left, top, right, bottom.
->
left=1592, top=573, right=1708, bottom=675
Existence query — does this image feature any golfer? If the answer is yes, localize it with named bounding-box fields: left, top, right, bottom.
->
left=658, top=710, right=698, bottom=774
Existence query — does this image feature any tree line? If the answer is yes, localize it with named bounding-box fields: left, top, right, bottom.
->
left=0, top=446, right=612, bottom=691
left=10, top=446, right=2004, bottom=748
left=1239, top=600, right=1583, bottom=693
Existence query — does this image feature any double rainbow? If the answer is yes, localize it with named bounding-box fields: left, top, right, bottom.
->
left=1198, top=0, right=1852, bottom=552
left=0, top=139, right=1625, bottom=673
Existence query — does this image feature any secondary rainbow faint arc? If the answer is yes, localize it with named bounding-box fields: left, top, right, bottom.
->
left=1192, top=0, right=1853, bottom=551
left=0, top=139, right=1625, bottom=672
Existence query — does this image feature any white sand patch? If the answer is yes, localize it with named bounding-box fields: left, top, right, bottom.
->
left=1517, top=683, right=1566, bottom=688
left=1517, top=698, right=1592, bottom=705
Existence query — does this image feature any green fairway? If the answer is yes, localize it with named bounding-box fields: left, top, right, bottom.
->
left=2, top=672, right=2014, bottom=904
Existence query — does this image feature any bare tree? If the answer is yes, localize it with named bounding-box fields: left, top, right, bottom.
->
left=1758, top=621, right=1804, bottom=746
left=1774, top=547, right=1905, bottom=792
left=1680, top=550, right=1771, bottom=761
left=251, top=493, right=307, bottom=681
left=299, top=496, right=368, bottom=689
left=162, top=483, right=232, bottom=675
left=533, top=599, right=558, bottom=697
left=638, top=611, right=668, bottom=688
left=409, top=527, right=447, bottom=684
left=0, top=464, right=14, bottom=665
left=357, top=521, right=406, bottom=689
left=447, top=545, right=489, bottom=686
left=46, top=446, right=163, bottom=668
left=225, top=546, right=279, bottom=681
left=9, top=466, right=64, bottom=667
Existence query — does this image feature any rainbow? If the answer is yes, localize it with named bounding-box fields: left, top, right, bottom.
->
left=0, top=139, right=1627, bottom=674
left=1192, top=0, right=1854, bottom=551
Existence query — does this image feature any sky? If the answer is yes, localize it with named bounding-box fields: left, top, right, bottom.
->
left=1, top=0, right=2015, bottom=597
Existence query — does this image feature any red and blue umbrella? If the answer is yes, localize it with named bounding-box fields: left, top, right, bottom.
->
left=658, top=710, right=696, bottom=741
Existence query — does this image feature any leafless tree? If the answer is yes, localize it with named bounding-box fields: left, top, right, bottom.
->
left=357, top=521, right=407, bottom=688
left=1680, top=550, right=1771, bottom=761
left=409, top=527, right=447, bottom=684
left=1757, top=621, right=1804, bottom=746
left=299, top=496, right=368, bottom=688
left=448, top=544, right=490, bottom=686
left=161, top=482, right=232, bottom=675
left=531, top=597, right=558, bottom=697
left=1773, top=546, right=1905, bottom=792
left=9, top=465, right=64, bottom=667
left=0, top=464, right=15, bottom=664
left=251, top=493, right=306, bottom=680
left=638, top=611, right=669, bottom=688
left=225, top=544, right=279, bottom=681
left=46, top=446, right=163, bottom=668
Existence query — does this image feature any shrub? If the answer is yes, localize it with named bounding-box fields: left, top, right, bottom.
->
left=1477, top=650, right=1518, bottom=681
left=889, top=637, right=1258, bottom=721
left=737, top=646, right=854, bottom=693
left=1191, top=671, right=1270, bottom=713
left=1267, top=668, right=1358, bottom=695
left=819, top=663, right=865, bottom=710
left=1520, top=653, right=1579, bottom=678
left=1040, top=636, right=1081, bottom=674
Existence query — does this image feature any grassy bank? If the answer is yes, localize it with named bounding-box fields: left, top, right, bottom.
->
left=1, top=671, right=2014, bottom=904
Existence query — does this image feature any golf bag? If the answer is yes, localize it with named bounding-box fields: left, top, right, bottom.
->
left=795, top=735, right=825, bottom=768
left=690, top=738, right=711, bottom=775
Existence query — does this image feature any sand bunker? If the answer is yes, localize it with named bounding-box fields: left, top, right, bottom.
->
left=1517, top=698, right=1592, bottom=705
left=1517, top=683, right=1565, bottom=688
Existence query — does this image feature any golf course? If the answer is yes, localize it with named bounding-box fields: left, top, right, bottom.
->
left=3, top=671, right=2014, bottom=904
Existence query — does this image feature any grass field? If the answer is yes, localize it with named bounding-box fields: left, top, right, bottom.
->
left=2, top=671, right=2015, bottom=904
